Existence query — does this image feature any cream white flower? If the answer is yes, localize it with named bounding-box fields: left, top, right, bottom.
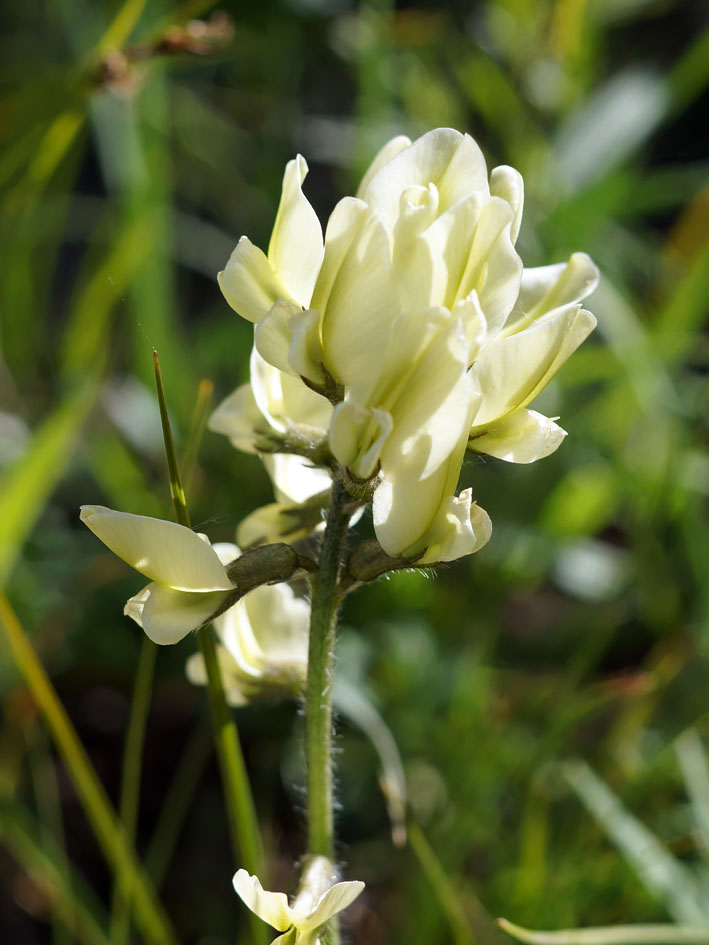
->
left=209, top=346, right=332, bottom=507
left=80, top=506, right=237, bottom=644
left=217, top=128, right=597, bottom=564
left=186, top=566, right=309, bottom=705
left=233, top=859, right=364, bottom=945
left=467, top=252, right=599, bottom=463
left=372, top=400, right=492, bottom=563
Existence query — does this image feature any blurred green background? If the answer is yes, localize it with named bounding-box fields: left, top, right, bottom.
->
left=1, top=0, right=708, bottom=942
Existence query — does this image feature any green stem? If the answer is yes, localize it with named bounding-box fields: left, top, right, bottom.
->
left=111, top=635, right=157, bottom=945
left=305, top=478, right=351, bottom=860
left=198, top=626, right=266, bottom=945
left=153, top=348, right=265, bottom=945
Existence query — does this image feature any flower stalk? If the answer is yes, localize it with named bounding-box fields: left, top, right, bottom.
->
left=305, top=476, right=352, bottom=862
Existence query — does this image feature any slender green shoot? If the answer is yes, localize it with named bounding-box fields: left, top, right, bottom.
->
left=498, top=918, right=709, bottom=945
left=110, top=634, right=158, bottom=945
left=145, top=723, right=212, bottom=886
left=153, top=349, right=265, bottom=942
left=408, top=822, right=478, bottom=945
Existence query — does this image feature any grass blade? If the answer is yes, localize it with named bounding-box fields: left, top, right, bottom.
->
left=408, top=822, right=478, bottom=945
left=676, top=731, right=709, bottom=863
left=0, top=385, right=96, bottom=585
left=110, top=635, right=158, bottom=945
left=0, top=592, right=178, bottom=945
left=499, top=918, right=709, bottom=945
left=564, top=760, right=706, bottom=923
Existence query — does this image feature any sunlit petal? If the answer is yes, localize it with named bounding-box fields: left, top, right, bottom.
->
left=80, top=506, right=233, bottom=591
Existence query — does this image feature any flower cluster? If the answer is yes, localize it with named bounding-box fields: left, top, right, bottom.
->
left=214, top=127, right=598, bottom=564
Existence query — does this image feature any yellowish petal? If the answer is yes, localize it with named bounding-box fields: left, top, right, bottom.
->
left=136, top=584, right=232, bottom=645
left=381, top=310, right=477, bottom=480
left=218, top=236, right=289, bottom=323
left=268, top=155, right=324, bottom=307
left=80, top=506, right=233, bottom=591
left=469, top=408, right=566, bottom=463
left=232, top=870, right=293, bottom=932
left=242, top=583, right=309, bottom=668
left=362, top=128, right=488, bottom=234
left=261, top=453, right=332, bottom=505
left=313, top=198, right=399, bottom=388
left=470, top=305, right=596, bottom=428
left=299, top=881, right=365, bottom=932
left=355, top=134, right=411, bottom=199
left=329, top=401, right=393, bottom=479
left=456, top=197, right=522, bottom=336
left=254, top=299, right=304, bottom=376
left=416, top=489, right=492, bottom=564
left=208, top=384, right=263, bottom=454
left=489, top=165, right=524, bottom=243
left=509, top=252, right=599, bottom=332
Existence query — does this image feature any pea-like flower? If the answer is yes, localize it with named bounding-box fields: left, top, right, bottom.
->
left=208, top=346, right=333, bottom=507
left=216, top=127, right=597, bottom=564
left=186, top=570, right=309, bottom=704
left=80, top=506, right=238, bottom=644
left=233, top=858, right=364, bottom=945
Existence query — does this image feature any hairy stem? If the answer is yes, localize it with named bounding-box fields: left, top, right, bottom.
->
left=306, top=477, right=351, bottom=860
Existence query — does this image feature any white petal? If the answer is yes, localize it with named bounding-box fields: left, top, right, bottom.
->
left=254, top=299, right=304, bottom=376
left=232, top=870, right=293, bottom=932
left=242, top=583, right=310, bottom=667
left=469, top=408, right=567, bottom=463
left=511, top=252, right=600, bottom=330
left=470, top=305, right=597, bottom=428
left=214, top=601, right=264, bottom=677
left=210, top=543, right=240, bottom=567
left=135, top=584, right=232, bottom=645
left=373, top=436, right=463, bottom=557
left=402, top=191, right=487, bottom=309
left=457, top=197, right=522, bottom=337
left=382, top=311, right=476, bottom=480
left=416, top=489, right=492, bottom=564
left=80, top=506, right=233, bottom=591
left=208, top=384, right=263, bottom=454
left=185, top=647, right=249, bottom=707
left=287, top=308, right=326, bottom=385
left=124, top=584, right=151, bottom=627
left=355, top=134, right=411, bottom=199
left=236, top=503, right=313, bottom=549
left=276, top=360, right=332, bottom=432
left=218, top=236, right=290, bottom=323
left=329, top=401, right=393, bottom=479
left=261, top=453, right=332, bottom=505
left=489, top=165, right=524, bottom=243
left=268, top=156, right=324, bottom=307
left=363, top=128, right=488, bottom=235
left=313, top=198, right=399, bottom=388
left=299, top=881, right=365, bottom=932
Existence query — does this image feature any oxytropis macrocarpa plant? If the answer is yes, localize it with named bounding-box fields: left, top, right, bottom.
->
left=82, top=128, right=597, bottom=943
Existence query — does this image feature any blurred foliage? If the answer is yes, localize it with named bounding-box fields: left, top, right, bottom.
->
left=0, top=0, right=708, bottom=943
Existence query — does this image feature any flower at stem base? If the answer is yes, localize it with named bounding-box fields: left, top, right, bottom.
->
left=233, top=857, right=364, bottom=945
